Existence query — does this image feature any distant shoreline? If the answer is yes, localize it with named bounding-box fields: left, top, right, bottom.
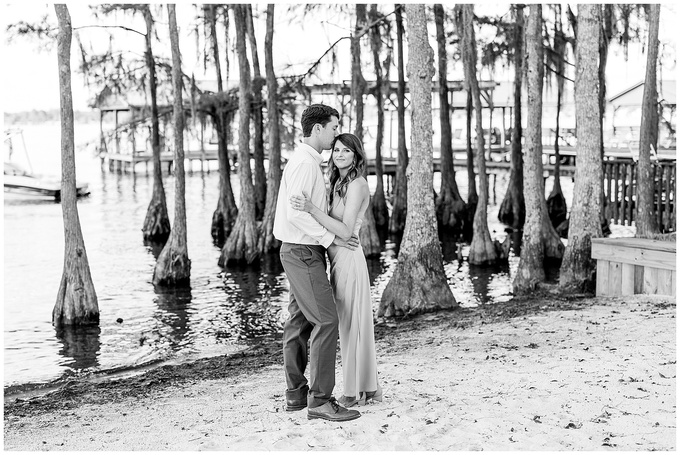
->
left=4, top=109, right=100, bottom=126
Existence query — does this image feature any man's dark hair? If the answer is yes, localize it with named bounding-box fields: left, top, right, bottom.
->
left=301, top=104, right=340, bottom=137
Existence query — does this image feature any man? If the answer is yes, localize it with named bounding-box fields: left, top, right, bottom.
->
left=273, top=104, right=361, bottom=422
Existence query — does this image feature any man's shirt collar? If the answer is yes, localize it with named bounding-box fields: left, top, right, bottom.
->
left=299, top=142, right=324, bottom=166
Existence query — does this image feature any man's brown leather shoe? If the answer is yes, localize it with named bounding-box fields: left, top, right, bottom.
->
left=307, top=397, right=361, bottom=421
left=285, top=385, right=309, bottom=412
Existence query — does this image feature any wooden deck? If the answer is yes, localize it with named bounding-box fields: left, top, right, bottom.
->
left=591, top=237, right=676, bottom=297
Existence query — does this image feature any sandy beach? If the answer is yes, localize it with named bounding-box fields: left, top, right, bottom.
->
left=4, top=293, right=676, bottom=451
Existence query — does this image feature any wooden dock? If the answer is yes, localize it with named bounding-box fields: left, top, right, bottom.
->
left=103, top=149, right=219, bottom=173
left=103, top=142, right=674, bottom=177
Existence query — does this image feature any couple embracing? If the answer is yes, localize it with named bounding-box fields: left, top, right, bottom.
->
left=273, top=104, right=383, bottom=422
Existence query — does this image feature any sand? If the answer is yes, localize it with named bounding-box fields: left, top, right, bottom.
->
left=3, top=294, right=676, bottom=451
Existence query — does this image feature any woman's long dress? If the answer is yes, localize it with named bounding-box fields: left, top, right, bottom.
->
left=327, top=197, right=383, bottom=405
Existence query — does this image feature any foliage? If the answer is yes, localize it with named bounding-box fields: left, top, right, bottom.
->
left=5, top=15, right=57, bottom=46
left=477, top=6, right=517, bottom=71
left=79, top=6, right=175, bottom=109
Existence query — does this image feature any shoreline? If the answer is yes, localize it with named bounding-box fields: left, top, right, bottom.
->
left=2, top=290, right=575, bottom=401
left=4, top=293, right=676, bottom=451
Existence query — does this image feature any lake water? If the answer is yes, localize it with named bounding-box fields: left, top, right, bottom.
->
left=4, top=120, right=609, bottom=390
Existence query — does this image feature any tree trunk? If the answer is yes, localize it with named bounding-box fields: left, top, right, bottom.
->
left=352, top=4, right=381, bottom=256
left=208, top=5, right=238, bottom=245
left=513, top=4, right=548, bottom=293
left=140, top=6, right=171, bottom=244
left=257, top=4, right=282, bottom=254
left=635, top=4, right=660, bottom=237
left=434, top=4, right=465, bottom=231
left=460, top=89, right=478, bottom=242
left=351, top=4, right=367, bottom=141
left=154, top=4, right=191, bottom=286
left=53, top=4, right=99, bottom=327
left=368, top=4, right=389, bottom=229
left=559, top=4, right=603, bottom=292
left=388, top=3, right=408, bottom=234
left=597, top=4, right=614, bottom=237
left=379, top=4, right=457, bottom=318
left=461, top=5, right=497, bottom=265
left=546, top=5, right=567, bottom=229
left=219, top=4, right=260, bottom=266
left=360, top=196, right=382, bottom=257
left=464, top=90, right=478, bottom=208
left=211, top=113, right=238, bottom=245
left=246, top=4, right=266, bottom=220
left=498, top=5, right=525, bottom=231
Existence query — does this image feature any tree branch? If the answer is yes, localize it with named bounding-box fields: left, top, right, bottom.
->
left=299, top=6, right=400, bottom=81
left=74, top=24, right=145, bottom=37
left=545, top=63, right=574, bottom=83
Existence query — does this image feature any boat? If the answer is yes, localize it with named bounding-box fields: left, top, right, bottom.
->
left=4, top=128, right=90, bottom=201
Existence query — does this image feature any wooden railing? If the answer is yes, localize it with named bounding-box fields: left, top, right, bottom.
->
left=603, top=159, right=676, bottom=233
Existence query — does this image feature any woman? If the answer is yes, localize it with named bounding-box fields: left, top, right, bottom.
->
left=290, top=133, right=383, bottom=407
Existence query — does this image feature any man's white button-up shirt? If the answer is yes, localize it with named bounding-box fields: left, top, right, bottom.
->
left=273, top=143, right=335, bottom=248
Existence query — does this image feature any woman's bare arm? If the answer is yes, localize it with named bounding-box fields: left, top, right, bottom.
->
left=290, top=178, right=369, bottom=241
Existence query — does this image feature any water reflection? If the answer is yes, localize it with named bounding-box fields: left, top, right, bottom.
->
left=468, top=262, right=512, bottom=305
left=55, top=325, right=102, bottom=371
left=508, top=228, right=523, bottom=256
left=153, top=285, right=192, bottom=348
left=440, top=230, right=464, bottom=262
left=221, top=255, right=286, bottom=341
left=366, top=256, right=384, bottom=285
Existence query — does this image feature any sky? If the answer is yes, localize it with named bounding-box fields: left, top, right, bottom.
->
left=1, top=3, right=360, bottom=112
left=1, top=3, right=677, bottom=114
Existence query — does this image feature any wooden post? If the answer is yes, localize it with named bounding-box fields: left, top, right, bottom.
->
left=656, top=164, right=663, bottom=230
left=672, top=163, right=676, bottom=232
left=501, top=106, right=506, bottom=148
left=596, top=259, right=608, bottom=296
left=115, top=110, right=120, bottom=155
left=621, top=263, right=635, bottom=295
left=621, top=163, right=628, bottom=225
left=99, top=110, right=105, bottom=168
left=627, top=162, right=635, bottom=225
left=604, top=162, right=611, bottom=220
left=665, top=163, right=673, bottom=232
left=130, top=121, right=137, bottom=175
left=608, top=261, right=623, bottom=296
left=389, top=109, right=394, bottom=157
left=613, top=161, right=620, bottom=224
left=487, top=102, right=493, bottom=161
left=200, top=117, right=205, bottom=173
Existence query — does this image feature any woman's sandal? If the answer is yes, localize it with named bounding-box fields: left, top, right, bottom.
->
left=338, top=395, right=359, bottom=408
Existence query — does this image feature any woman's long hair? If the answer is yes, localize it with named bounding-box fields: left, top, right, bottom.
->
left=328, top=133, right=366, bottom=207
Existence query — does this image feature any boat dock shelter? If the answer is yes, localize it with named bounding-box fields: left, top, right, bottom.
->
left=95, top=78, right=674, bottom=175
